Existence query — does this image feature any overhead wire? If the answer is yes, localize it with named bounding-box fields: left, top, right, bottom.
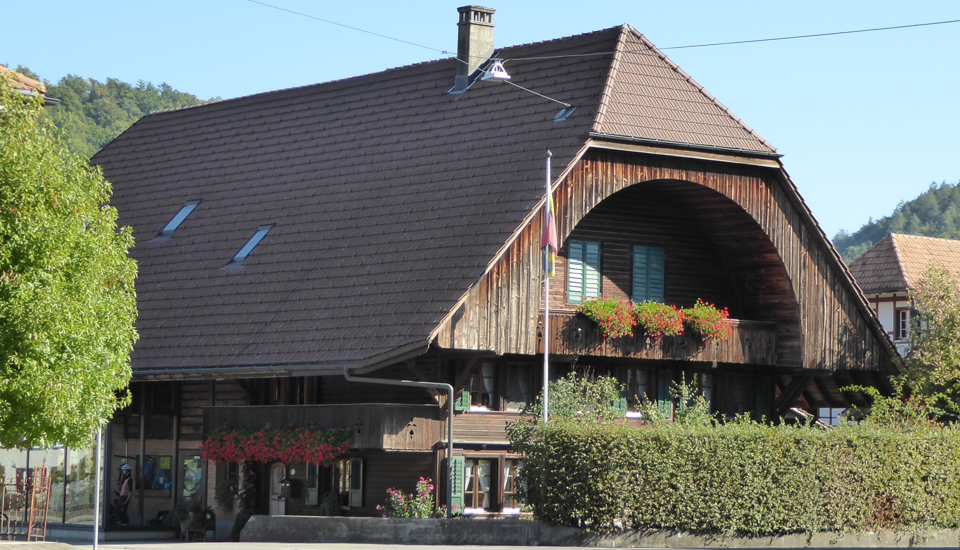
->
left=243, top=2, right=960, bottom=64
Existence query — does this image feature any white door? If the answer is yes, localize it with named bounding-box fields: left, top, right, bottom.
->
left=269, top=463, right=286, bottom=515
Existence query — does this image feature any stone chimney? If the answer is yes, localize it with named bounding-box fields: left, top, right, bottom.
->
left=453, top=6, right=496, bottom=92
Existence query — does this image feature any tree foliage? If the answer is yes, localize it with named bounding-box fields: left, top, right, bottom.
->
left=14, top=65, right=213, bottom=158
left=0, top=74, right=138, bottom=448
left=834, top=181, right=960, bottom=264
left=895, top=266, right=960, bottom=413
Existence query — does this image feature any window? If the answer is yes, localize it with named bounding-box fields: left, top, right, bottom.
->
left=464, top=458, right=493, bottom=511
left=157, top=200, right=201, bottom=238
left=632, top=245, right=665, bottom=302
left=467, top=362, right=496, bottom=410
left=896, top=309, right=910, bottom=341
left=701, top=373, right=714, bottom=411
left=567, top=240, right=601, bottom=304
left=624, top=368, right=649, bottom=411
left=503, top=459, right=523, bottom=511
left=306, top=463, right=319, bottom=506
left=819, top=407, right=846, bottom=427
left=334, top=457, right=363, bottom=507
left=230, top=224, right=274, bottom=265
left=502, top=364, right=531, bottom=411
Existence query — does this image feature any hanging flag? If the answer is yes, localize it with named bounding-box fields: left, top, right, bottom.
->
left=541, top=153, right=557, bottom=277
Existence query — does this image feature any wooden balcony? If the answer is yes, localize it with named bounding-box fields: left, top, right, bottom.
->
left=452, top=411, right=519, bottom=445
left=203, top=404, right=442, bottom=452
left=540, top=312, right=777, bottom=366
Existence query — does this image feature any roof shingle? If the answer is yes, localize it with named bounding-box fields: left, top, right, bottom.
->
left=94, top=25, right=777, bottom=372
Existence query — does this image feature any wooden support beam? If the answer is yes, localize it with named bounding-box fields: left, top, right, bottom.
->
left=774, top=374, right=812, bottom=417
left=834, top=370, right=869, bottom=408
left=404, top=361, right=440, bottom=401
left=812, top=376, right=837, bottom=407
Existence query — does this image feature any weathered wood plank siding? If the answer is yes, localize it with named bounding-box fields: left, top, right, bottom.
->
left=203, top=404, right=442, bottom=451
left=543, top=313, right=777, bottom=365
left=452, top=412, right=519, bottom=445
left=435, top=148, right=891, bottom=372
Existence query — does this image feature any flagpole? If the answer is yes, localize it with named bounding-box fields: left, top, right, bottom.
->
left=543, top=150, right=552, bottom=423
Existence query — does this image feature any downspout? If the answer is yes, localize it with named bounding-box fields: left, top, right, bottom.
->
left=342, top=342, right=455, bottom=518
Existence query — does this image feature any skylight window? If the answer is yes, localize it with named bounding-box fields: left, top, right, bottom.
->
left=230, top=225, right=274, bottom=265
left=158, top=200, right=201, bottom=238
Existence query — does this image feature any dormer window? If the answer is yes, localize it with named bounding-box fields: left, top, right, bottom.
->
left=157, top=200, right=201, bottom=238
left=230, top=225, right=274, bottom=265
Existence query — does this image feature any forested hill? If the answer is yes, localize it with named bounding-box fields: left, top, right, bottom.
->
left=833, top=181, right=960, bottom=264
left=14, top=65, right=214, bottom=158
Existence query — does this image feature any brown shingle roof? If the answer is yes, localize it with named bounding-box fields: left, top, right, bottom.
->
left=94, top=25, right=777, bottom=374
left=849, top=233, right=960, bottom=294
left=593, top=28, right=775, bottom=153
left=0, top=65, right=46, bottom=94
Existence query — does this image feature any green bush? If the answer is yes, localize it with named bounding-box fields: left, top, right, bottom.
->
left=522, top=420, right=960, bottom=534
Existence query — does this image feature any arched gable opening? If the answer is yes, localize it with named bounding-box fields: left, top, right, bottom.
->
left=552, top=178, right=801, bottom=367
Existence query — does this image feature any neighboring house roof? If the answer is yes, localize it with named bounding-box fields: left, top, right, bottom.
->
left=0, top=65, right=58, bottom=106
left=849, top=233, right=960, bottom=295
left=93, top=25, right=779, bottom=375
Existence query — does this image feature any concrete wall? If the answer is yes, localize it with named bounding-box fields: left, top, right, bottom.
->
left=241, top=515, right=960, bottom=548
left=240, top=515, right=580, bottom=546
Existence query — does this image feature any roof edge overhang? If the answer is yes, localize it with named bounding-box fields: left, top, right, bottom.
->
left=587, top=136, right=782, bottom=168
left=772, top=164, right=901, bottom=374
left=130, top=338, right=433, bottom=381
left=589, top=132, right=783, bottom=161
left=429, top=140, right=595, bottom=341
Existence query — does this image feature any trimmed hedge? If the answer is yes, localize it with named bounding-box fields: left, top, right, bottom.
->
left=523, top=420, right=960, bottom=534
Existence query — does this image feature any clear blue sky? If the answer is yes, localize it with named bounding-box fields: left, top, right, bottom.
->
left=3, top=1, right=958, bottom=240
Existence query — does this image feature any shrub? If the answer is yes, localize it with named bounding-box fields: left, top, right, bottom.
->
left=376, top=477, right=448, bottom=518
left=577, top=298, right=635, bottom=338
left=518, top=419, right=960, bottom=535
left=681, top=299, right=732, bottom=342
left=633, top=301, right=684, bottom=340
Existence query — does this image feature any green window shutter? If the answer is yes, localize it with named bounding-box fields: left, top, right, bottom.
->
left=657, top=370, right=672, bottom=419
left=454, top=388, right=471, bottom=412
left=348, top=457, right=363, bottom=507
left=567, top=240, right=601, bottom=304
left=647, top=247, right=665, bottom=302
left=567, top=240, right=584, bottom=304
left=449, top=456, right=465, bottom=513
left=583, top=241, right=601, bottom=300
left=614, top=367, right=627, bottom=412
left=306, top=463, right=319, bottom=506
left=632, top=245, right=665, bottom=302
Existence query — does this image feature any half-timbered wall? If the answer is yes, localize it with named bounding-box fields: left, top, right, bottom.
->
left=434, top=147, right=893, bottom=373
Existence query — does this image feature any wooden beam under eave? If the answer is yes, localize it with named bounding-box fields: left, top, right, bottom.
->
left=774, top=374, right=812, bottom=417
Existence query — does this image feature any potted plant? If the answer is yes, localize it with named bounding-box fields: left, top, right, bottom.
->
left=214, top=477, right=238, bottom=510
left=577, top=297, right=635, bottom=339
left=633, top=301, right=684, bottom=340
left=681, top=299, right=732, bottom=342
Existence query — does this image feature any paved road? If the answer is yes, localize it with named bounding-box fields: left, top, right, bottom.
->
left=0, top=545, right=596, bottom=550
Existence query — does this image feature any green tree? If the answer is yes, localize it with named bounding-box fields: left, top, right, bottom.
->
left=900, top=266, right=960, bottom=412
left=10, top=66, right=213, bottom=158
left=833, top=182, right=960, bottom=264
left=0, top=74, right=137, bottom=449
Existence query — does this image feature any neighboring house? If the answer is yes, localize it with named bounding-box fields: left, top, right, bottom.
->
left=0, top=65, right=59, bottom=106
left=849, top=233, right=960, bottom=356
left=75, top=6, right=896, bottom=531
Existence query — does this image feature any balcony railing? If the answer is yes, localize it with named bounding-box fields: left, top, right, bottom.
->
left=203, top=404, right=443, bottom=452
left=540, top=312, right=777, bottom=366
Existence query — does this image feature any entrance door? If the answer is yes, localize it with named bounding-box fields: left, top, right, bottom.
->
left=269, top=463, right=286, bottom=515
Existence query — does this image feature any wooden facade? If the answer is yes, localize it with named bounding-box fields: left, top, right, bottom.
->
left=204, top=404, right=443, bottom=452
left=434, top=145, right=895, bottom=375
left=544, top=313, right=777, bottom=365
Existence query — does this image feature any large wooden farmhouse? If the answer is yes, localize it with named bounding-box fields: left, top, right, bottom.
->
left=88, top=6, right=897, bottom=532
